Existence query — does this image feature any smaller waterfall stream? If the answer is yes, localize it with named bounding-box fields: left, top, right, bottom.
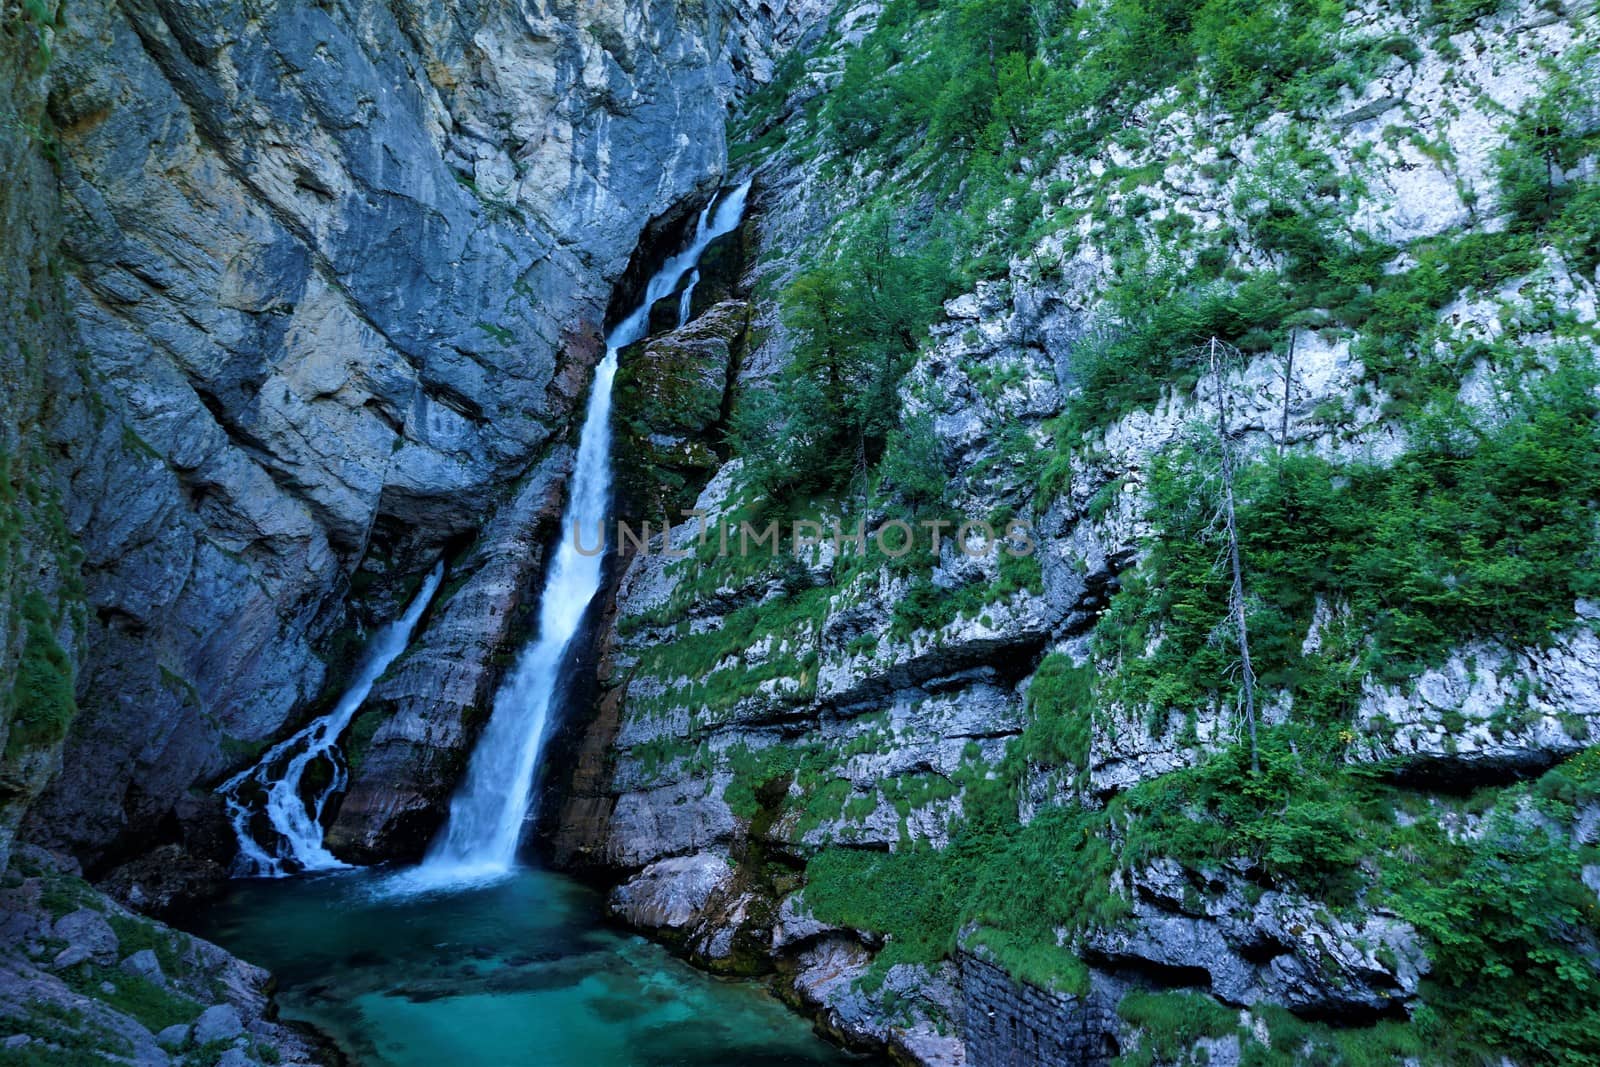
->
left=677, top=269, right=700, bottom=327
left=220, top=563, right=444, bottom=877
left=407, top=179, right=752, bottom=890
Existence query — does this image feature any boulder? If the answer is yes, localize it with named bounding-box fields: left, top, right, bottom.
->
left=610, top=852, right=736, bottom=931
left=154, top=1024, right=190, bottom=1051
left=119, top=950, right=166, bottom=987
left=192, top=1004, right=245, bottom=1045
left=51, top=909, right=119, bottom=969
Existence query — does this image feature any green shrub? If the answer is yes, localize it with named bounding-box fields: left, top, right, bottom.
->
left=1116, top=989, right=1239, bottom=1066
left=1022, top=654, right=1095, bottom=768
left=1063, top=271, right=1291, bottom=436
left=1495, top=62, right=1600, bottom=230
left=1553, top=180, right=1600, bottom=277
left=1427, top=0, right=1509, bottom=32
left=1102, top=353, right=1600, bottom=726
left=1390, top=810, right=1600, bottom=1066
left=5, top=591, right=77, bottom=760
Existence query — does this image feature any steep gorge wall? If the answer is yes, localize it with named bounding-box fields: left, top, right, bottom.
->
left=567, top=0, right=1600, bottom=1062
left=2, top=0, right=825, bottom=874
left=0, top=2, right=87, bottom=874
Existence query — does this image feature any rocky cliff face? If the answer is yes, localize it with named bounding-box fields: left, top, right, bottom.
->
left=1, top=3, right=88, bottom=874
left=2, top=0, right=824, bottom=872
left=7, top=0, right=1600, bottom=1062
left=2, top=2, right=829, bottom=1059
left=561, top=0, right=1600, bottom=1062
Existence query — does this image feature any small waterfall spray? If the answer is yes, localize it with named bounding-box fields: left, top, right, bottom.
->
left=677, top=269, right=700, bottom=327
left=406, top=179, right=752, bottom=889
left=220, top=563, right=443, bottom=877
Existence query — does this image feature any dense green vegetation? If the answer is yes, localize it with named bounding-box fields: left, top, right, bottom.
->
left=734, top=208, right=954, bottom=501
left=757, top=283, right=1600, bottom=1066
left=767, top=343, right=1600, bottom=1061
left=691, top=1, right=1600, bottom=1062
left=731, top=0, right=1512, bottom=503
left=1497, top=58, right=1600, bottom=243
left=1100, top=352, right=1600, bottom=724
left=803, top=772, right=1124, bottom=995
left=736, top=0, right=1599, bottom=501
left=4, top=590, right=77, bottom=760
left=798, top=724, right=1600, bottom=1064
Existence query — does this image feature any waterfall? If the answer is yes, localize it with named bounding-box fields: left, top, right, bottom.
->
left=407, top=179, right=752, bottom=889
left=677, top=269, right=700, bottom=327
left=220, top=563, right=444, bottom=877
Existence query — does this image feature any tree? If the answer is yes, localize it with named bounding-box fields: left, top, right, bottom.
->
left=1207, top=338, right=1260, bottom=774
left=1277, top=328, right=1297, bottom=460
left=1497, top=68, right=1599, bottom=225
left=880, top=412, right=947, bottom=511
left=744, top=209, right=954, bottom=507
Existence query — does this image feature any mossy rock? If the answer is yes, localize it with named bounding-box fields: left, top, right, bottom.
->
left=614, top=300, right=750, bottom=520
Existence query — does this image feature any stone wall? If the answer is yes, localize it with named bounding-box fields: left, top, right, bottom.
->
left=959, top=955, right=1119, bottom=1067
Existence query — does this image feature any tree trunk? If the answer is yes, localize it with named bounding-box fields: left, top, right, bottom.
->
left=1211, top=338, right=1260, bottom=775
left=1278, top=329, right=1296, bottom=460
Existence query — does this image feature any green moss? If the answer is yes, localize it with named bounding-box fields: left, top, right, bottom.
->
left=1021, top=655, right=1095, bottom=770
left=5, top=590, right=77, bottom=760
left=341, top=705, right=385, bottom=773
left=1240, top=1005, right=1429, bottom=1067
left=475, top=321, right=514, bottom=344
left=701, top=6, right=1600, bottom=1059
left=966, top=927, right=1089, bottom=996
left=63, top=966, right=200, bottom=1033
left=628, top=586, right=829, bottom=721
left=1115, top=989, right=1239, bottom=1066
left=613, top=312, right=746, bottom=518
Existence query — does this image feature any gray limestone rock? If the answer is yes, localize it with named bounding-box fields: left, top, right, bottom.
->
left=192, top=1004, right=245, bottom=1046
left=154, top=1024, right=190, bottom=1051
left=15, top=0, right=831, bottom=870
left=119, top=949, right=165, bottom=987
left=51, top=909, right=119, bottom=970
left=609, top=852, right=736, bottom=931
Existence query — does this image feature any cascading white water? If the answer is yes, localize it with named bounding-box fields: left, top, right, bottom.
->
left=677, top=269, right=700, bottom=327
left=220, top=563, right=444, bottom=877
left=406, top=179, right=752, bottom=890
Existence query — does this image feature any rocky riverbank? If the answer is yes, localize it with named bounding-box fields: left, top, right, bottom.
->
left=0, top=846, right=331, bottom=1065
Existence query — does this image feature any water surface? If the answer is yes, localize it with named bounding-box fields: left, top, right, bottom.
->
left=189, top=867, right=859, bottom=1067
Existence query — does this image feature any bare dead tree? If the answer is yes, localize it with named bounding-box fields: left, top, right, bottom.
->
left=1278, top=329, right=1297, bottom=461
left=1208, top=337, right=1261, bottom=775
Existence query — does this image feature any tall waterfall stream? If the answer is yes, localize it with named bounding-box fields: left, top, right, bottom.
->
left=186, top=183, right=857, bottom=1066
left=412, top=177, right=751, bottom=888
